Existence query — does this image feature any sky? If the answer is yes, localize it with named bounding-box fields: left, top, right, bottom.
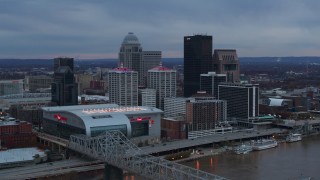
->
left=0, top=0, right=320, bottom=59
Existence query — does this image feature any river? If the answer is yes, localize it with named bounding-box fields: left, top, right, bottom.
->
left=181, top=135, right=320, bottom=180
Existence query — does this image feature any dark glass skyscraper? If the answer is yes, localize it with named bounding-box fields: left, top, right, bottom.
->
left=54, top=57, right=74, bottom=72
left=184, top=35, right=213, bottom=97
left=200, top=72, right=227, bottom=99
left=218, top=83, right=259, bottom=119
left=51, top=57, right=78, bottom=106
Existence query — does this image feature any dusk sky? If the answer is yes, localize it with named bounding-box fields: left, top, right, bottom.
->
left=1, top=0, right=320, bottom=59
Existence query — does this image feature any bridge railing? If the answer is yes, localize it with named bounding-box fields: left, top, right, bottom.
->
left=69, top=130, right=228, bottom=180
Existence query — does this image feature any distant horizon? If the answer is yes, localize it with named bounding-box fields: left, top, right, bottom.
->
left=1, top=56, right=320, bottom=60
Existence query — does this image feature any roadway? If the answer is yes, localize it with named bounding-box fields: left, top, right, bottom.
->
left=0, top=158, right=104, bottom=180
left=36, top=132, right=69, bottom=147
left=141, top=128, right=283, bottom=154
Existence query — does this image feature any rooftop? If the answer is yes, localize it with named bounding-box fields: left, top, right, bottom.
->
left=149, top=62, right=174, bottom=72
left=122, top=32, right=140, bottom=45
left=110, top=63, right=135, bottom=73
left=42, top=104, right=162, bottom=116
left=0, top=148, right=45, bottom=164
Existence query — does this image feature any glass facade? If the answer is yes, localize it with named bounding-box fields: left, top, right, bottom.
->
left=184, top=35, right=213, bottom=97
left=131, top=122, right=149, bottom=137
left=43, top=119, right=85, bottom=139
left=90, top=125, right=127, bottom=137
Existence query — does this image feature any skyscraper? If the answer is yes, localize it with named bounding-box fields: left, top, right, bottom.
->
left=218, top=83, right=259, bottom=119
left=143, top=51, right=161, bottom=85
left=147, top=63, right=176, bottom=110
left=200, top=72, right=227, bottom=99
left=108, top=64, right=138, bottom=106
left=51, top=57, right=78, bottom=106
left=213, top=49, right=240, bottom=83
left=184, top=35, right=213, bottom=97
left=54, top=57, right=74, bottom=72
left=119, top=32, right=161, bottom=87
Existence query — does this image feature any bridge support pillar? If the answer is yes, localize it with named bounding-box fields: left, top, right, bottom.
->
left=104, top=163, right=123, bottom=180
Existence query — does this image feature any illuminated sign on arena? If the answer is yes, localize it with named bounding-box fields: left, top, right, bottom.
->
left=130, top=117, right=155, bottom=125
left=53, top=114, right=68, bottom=123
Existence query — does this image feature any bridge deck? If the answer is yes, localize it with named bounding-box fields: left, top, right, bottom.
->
left=69, top=131, right=228, bottom=180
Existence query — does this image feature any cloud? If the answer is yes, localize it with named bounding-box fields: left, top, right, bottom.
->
left=0, top=0, right=319, bottom=58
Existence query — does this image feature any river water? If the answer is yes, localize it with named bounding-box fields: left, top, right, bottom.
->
left=181, top=135, right=320, bottom=180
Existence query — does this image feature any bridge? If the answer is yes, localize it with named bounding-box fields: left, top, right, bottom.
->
left=69, top=130, right=228, bottom=180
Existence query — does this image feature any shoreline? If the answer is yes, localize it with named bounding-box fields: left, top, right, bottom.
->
left=171, top=133, right=320, bottom=163
left=173, top=147, right=229, bottom=163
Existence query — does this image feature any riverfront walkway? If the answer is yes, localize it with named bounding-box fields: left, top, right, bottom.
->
left=141, top=128, right=282, bottom=154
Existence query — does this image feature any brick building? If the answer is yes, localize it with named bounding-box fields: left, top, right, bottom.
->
left=0, top=120, right=36, bottom=149
left=161, top=117, right=186, bottom=140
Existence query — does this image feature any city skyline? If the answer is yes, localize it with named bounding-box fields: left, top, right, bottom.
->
left=1, top=0, right=320, bottom=59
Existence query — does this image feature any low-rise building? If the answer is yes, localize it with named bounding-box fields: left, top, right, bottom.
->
left=0, top=118, right=36, bottom=149
left=161, top=117, right=186, bottom=140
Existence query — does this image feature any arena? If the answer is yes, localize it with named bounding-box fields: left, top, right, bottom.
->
left=42, top=104, right=162, bottom=141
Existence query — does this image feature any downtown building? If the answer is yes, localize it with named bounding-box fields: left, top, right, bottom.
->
left=24, top=75, right=52, bottom=93
left=0, top=80, right=24, bottom=96
left=164, top=97, right=191, bottom=118
left=138, top=88, right=156, bottom=108
left=184, top=35, right=213, bottom=97
left=213, top=49, right=240, bottom=83
left=200, top=72, right=227, bottom=99
left=218, top=83, right=259, bottom=120
left=51, top=57, right=78, bottom=106
left=147, top=64, right=176, bottom=110
left=108, top=65, right=138, bottom=106
left=119, top=32, right=161, bottom=87
left=186, top=99, right=227, bottom=139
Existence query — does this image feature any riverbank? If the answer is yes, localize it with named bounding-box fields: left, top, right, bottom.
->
left=181, top=134, right=320, bottom=180
left=172, top=132, right=320, bottom=163
left=173, top=147, right=229, bottom=163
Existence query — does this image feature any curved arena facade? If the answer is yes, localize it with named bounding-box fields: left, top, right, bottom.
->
left=42, top=104, right=162, bottom=140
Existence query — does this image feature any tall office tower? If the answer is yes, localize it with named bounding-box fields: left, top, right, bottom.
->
left=119, top=33, right=162, bottom=87
left=119, top=32, right=144, bottom=86
left=51, top=57, right=78, bottom=106
left=200, top=72, right=227, bottom=98
left=138, top=88, right=156, bottom=107
left=186, top=99, right=227, bottom=132
left=218, top=83, right=259, bottom=119
left=143, top=51, right=161, bottom=85
left=164, top=97, right=191, bottom=118
left=54, top=57, right=74, bottom=72
left=184, top=35, right=213, bottom=97
left=147, top=63, right=176, bottom=110
left=213, top=49, right=240, bottom=83
left=108, top=64, right=138, bottom=106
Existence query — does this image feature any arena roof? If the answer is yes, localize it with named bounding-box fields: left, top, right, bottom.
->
left=42, top=104, right=162, bottom=115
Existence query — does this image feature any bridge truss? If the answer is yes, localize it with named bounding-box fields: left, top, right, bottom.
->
left=69, top=131, right=227, bottom=180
